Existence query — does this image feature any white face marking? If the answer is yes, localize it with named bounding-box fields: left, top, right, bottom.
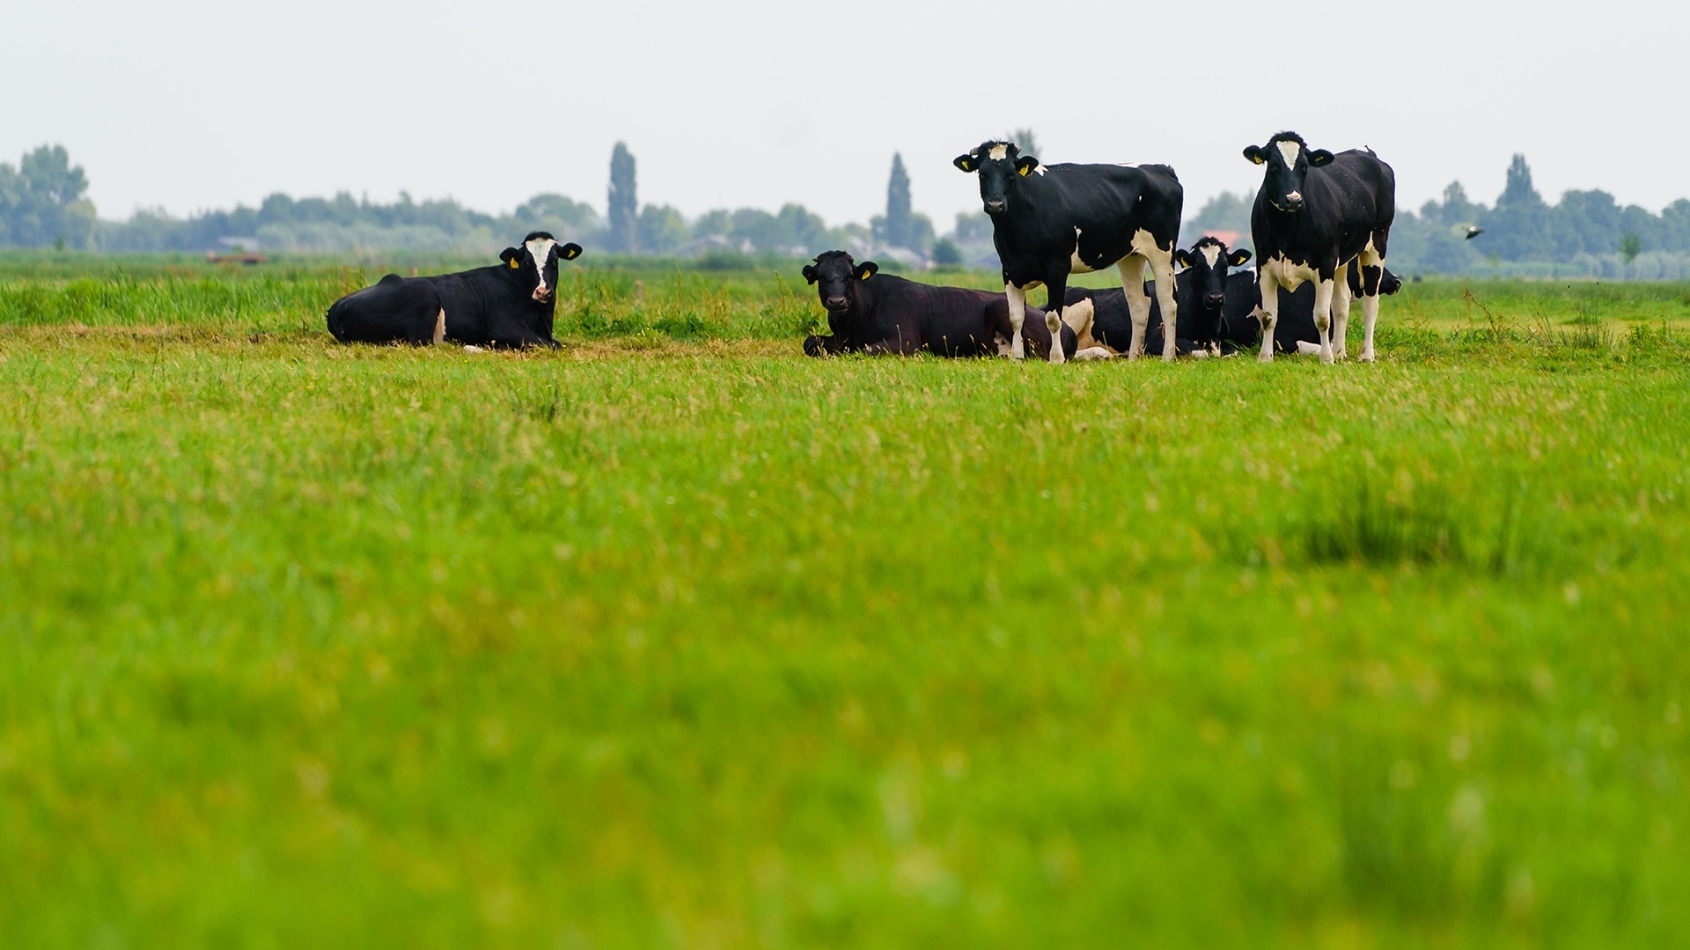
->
left=1199, top=244, right=1222, bottom=268
left=524, top=237, right=557, bottom=297
left=1276, top=140, right=1301, bottom=167
left=988, top=144, right=1009, bottom=161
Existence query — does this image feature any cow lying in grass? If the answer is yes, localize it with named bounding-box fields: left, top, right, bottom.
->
left=801, top=250, right=1074, bottom=359
left=326, top=232, right=582, bottom=349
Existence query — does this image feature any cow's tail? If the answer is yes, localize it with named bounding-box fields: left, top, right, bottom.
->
left=325, top=299, right=349, bottom=343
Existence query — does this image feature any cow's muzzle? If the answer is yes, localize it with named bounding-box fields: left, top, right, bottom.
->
left=532, top=286, right=553, bottom=302
left=984, top=199, right=1006, bottom=215
left=823, top=295, right=848, bottom=311
left=1204, top=293, right=1225, bottom=309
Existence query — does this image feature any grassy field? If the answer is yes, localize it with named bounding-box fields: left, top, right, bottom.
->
left=2, top=255, right=1688, bottom=948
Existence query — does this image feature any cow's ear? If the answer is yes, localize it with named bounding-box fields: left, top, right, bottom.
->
left=499, top=247, right=520, bottom=267
left=1308, top=149, right=1335, bottom=167
left=1174, top=249, right=1191, bottom=268
left=1015, top=156, right=1039, bottom=177
left=1243, top=145, right=1265, bottom=165
left=1229, top=248, right=1253, bottom=267
left=954, top=153, right=976, bottom=173
left=560, top=243, right=582, bottom=260
left=801, top=264, right=819, bottom=284
left=855, top=261, right=878, bottom=281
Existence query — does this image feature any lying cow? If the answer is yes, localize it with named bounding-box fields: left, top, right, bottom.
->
left=801, top=250, right=1073, bottom=359
left=326, top=231, right=582, bottom=349
left=1064, top=241, right=1403, bottom=358
left=1061, top=236, right=1252, bottom=359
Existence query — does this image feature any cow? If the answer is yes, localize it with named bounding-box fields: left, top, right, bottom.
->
left=1062, top=236, right=1252, bottom=359
left=1261, top=267, right=1404, bottom=356
left=325, top=231, right=582, bottom=349
left=1243, top=132, right=1395, bottom=363
left=954, top=140, right=1184, bottom=364
left=800, top=250, right=1073, bottom=359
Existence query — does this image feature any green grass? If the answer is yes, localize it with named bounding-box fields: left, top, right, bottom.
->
left=1, top=259, right=1688, bottom=948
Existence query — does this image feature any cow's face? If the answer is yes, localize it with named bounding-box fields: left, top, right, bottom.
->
left=1243, top=133, right=1333, bottom=213
left=499, top=231, right=582, bottom=303
left=801, top=250, right=877, bottom=314
left=1174, top=238, right=1252, bottom=340
left=954, top=141, right=1040, bottom=217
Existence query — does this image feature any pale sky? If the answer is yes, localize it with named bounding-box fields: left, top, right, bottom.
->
left=3, top=0, right=1684, bottom=232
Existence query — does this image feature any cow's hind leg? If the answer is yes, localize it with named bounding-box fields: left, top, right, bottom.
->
left=1118, top=255, right=1152, bottom=359
left=1312, top=278, right=1337, bottom=364
left=1257, top=278, right=1281, bottom=363
left=1357, top=245, right=1386, bottom=363
left=1043, top=273, right=1070, bottom=365
left=1141, top=243, right=1180, bottom=361
left=1331, top=264, right=1353, bottom=360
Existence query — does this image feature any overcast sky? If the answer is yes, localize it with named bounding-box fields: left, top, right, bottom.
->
left=3, top=0, right=1684, bottom=232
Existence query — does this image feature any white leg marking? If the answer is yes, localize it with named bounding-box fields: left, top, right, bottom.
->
left=1118, top=255, right=1151, bottom=360
left=1313, top=279, right=1336, bottom=364
left=1005, top=283, right=1027, bottom=361
left=1296, top=341, right=1323, bottom=356
left=1257, top=280, right=1280, bottom=363
left=1046, top=305, right=1067, bottom=364
left=1358, top=243, right=1385, bottom=363
left=433, top=308, right=446, bottom=345
left=1132, top=230, right=1179, bottom=362
left=1073, top=347, right=1115, bottom=361
left=1331, top=263, right=1352, bottom=361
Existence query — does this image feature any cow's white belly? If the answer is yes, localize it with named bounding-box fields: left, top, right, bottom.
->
left=1260, top=254, right=1319, bottom=290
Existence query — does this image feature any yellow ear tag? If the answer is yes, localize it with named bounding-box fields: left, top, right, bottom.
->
left=510, top=259, right=519, bottom=269
left=860, top=271, right=871, bottom=280
left=1018, top=165, right=1029, bottom=176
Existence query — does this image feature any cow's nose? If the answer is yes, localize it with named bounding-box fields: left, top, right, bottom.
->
left=1285, top=191, right=1303, bottom=205
left=984, top=199, right=1006, bottom=214
left=824, top=295, right=847, bottom=309
left=1204, top=293, right=1225, bottom=309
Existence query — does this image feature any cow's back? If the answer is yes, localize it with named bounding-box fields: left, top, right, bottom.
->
left=326, top=273, right=443, bottom=345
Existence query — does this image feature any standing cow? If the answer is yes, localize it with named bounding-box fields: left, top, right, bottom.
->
left=954, top=141, right=1184, bottom=363
left=326, top=231, right=582, bottom=349
left=1243, top=132, right=1395, bottom=363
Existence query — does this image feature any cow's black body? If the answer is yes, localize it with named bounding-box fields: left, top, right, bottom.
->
left=326, top=232, right=581, bottom=349
left=1245, top=132, right=1395, bottom=362
left=954, top=141, right=1183, bottom=362
left=801, top=251, right=1073, bottom=359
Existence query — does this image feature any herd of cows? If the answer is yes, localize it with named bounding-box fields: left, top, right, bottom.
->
left=326, top=131, right=1398, bottom=364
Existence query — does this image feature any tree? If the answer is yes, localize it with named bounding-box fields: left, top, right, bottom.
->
left=1484, top=154, right=1550, bottom=261
left=1619, top=231, right=1643, bottom=264
left=0, top=144, right=97, bottom=249
left=1007, top=128, right=1039, bottom=160
left=885, top=153, right=912, bottom=249
left=607, top=142, right=638, bottom=253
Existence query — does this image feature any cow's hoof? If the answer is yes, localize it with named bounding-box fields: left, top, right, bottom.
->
left=1258, top=353, right=1274, bottom=364
left=803, top=335, right=824, bottom=357
left=1359, top=350, right=1376, bottom=363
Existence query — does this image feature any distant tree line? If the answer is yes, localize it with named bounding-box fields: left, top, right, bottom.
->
left=0, top=146, right=98, bottom=249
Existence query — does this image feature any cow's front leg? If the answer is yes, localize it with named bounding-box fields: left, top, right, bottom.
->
left=1043, top=272, right=1070, bottom=365
left=1005, top=283, right=1029, bottom=360
left=1313, top=278, right=1337, bottom=364
left=1118, top=255, right=1151, bottom=360
left=803, top=334, right=841, bottom=357
left=1331, top=263, right=1353, bottom=361
left=1257, top=278, right=1281, bottom=363
left=1142, top=244, right=1180, bottom=362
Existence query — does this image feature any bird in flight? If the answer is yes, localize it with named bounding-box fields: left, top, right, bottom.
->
left=1464, top=226, right=1484, bottom=240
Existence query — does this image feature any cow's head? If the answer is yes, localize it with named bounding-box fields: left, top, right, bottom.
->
left=1242, top=132, right=1333, bottom=213
left=954, top=140, right=1040, bottom=217
left=1175, top=237, right=1252, bottom=325
left=802, top=250, right=877, bottom=314
left=499, top=231, right=582, bottom=303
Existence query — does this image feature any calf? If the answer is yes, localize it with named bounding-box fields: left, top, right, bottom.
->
left=954, top=141, right=1183, bottom=363
left=801, top=250, right=1072, bottom=359
left=1244, top=132, right=1395, bottom=363
left=326, top=232, right=582, bottom=349
left=1062, top=237, right=1252, bottom=359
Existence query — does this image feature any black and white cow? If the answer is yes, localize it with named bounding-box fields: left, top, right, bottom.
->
left=801, top=250, right=1072, bottom=359
left=1062, top=236, right=1252, bottom=359
left=1244, top=132, right=1395, bottom=363
left=954, top=141, right=1184, bottom=363
left=325, top=231, right=582, bottom=349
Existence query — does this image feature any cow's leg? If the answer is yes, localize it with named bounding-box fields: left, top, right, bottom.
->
left=1357, top=252, right=1386, bottom=363
left=1118, top=255, right=1152, bottom=360
left=432, top=308, right=446, bottom=345
left=1313, top=278, right=1337, bottom=364
left=1005, top=283, right=1028, bottom=360
left=1331, top=264, right=1353, bottom=360
left=1257, top=279, right=1280, bottom=363
left=1142, top=244, right=1180, bottom=362
left=1043, top=273, right=1070, bottom=365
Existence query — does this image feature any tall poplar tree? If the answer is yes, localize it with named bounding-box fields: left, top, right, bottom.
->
left=885, top=153, right=911, bottom=249
left=607, top=142, right=638, bottom=253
